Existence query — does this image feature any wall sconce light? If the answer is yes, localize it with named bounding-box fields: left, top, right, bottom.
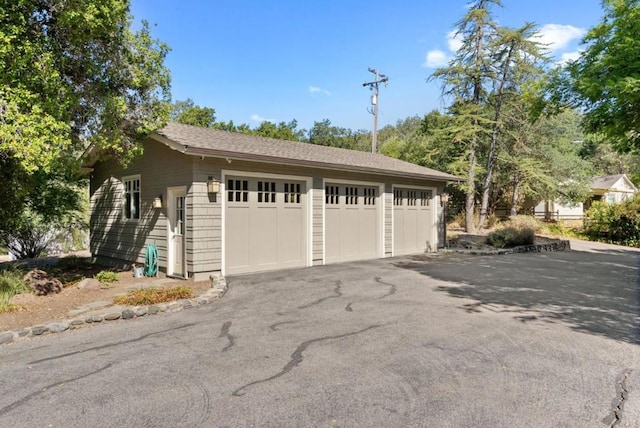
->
left=152, top=195, right=163, bottom=209
left=207, top=177, right=220, bottom=193
left=440, top=193, right=449, bottom=207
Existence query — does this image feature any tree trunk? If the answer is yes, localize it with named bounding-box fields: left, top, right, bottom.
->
left=477, top=43, right=515, bottom=230
left=465, top=139, right=477, bottom=233
left=510, top=173, right=522, bottom=216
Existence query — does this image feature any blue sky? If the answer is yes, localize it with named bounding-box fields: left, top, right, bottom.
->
left=130, top=0, right=604, bottom=132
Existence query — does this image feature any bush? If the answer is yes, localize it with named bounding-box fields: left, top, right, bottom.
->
left=504, top=215, right=542, bottom=233
left=114, top=286, right=194, bottom=306
left=95, top=270, right=119, bottom=284
left=584, top=196, right=640, bottom=247
left=0, top=269, right=29, bottom=312
left=486, top=226, right=535, bottom=248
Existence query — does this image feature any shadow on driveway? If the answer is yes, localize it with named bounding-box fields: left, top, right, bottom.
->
left=395, top=246, right=640, bottom=345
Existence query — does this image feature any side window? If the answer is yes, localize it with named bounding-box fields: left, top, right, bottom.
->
left=123, top=175, right=141, bottom=220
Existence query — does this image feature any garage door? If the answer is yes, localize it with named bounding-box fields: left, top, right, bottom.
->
left=393, top=188, right=434, bottom=256
left=325, top=183, right=380, bottom=264
left=225, top=176, right=307, bottom=275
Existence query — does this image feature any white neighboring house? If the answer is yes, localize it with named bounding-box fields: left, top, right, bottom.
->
left=589, top=174, right=638, bottom=205
left=534, top=174, right=638, bottom=220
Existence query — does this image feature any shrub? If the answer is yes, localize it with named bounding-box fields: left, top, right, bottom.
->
left=0, top=269, right=29, bottom=312
left=504, top=215, right=542, bottom=233
left=114, top=286, right=194, bottom=306
left=486, top=226, right=535, bottom=248
left=95, top=270, right=119, bottom=284
left=584, top=196, right=640, bottom=247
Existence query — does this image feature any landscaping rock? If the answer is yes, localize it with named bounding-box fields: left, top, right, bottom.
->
left=148, top=305, right=159, bottom=315
left=0, top=332, right=14, bottom=344
left=121, top=309, right=135, bottom=319
left=76, top=278, right=101, bottom=290
left=103, top=312, right=122, bottom=321
left=23, top=269, right=62, bottom=296
left=47, top=322, right=69, bottom=333
left=134, top=307, right=147, bottom=317
left=31, top=325, right=49, bottom=335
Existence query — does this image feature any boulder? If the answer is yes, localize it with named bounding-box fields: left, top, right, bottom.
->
left=23, top=269, right=62, bottom=296
left=76, top=278, right=101, bottom=290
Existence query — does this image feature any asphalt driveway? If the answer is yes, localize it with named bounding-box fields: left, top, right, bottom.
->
left=0, top=240, right=638, bottom=427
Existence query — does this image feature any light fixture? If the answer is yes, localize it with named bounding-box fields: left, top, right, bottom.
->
left=207, top=177, right=220, bottom=193
left=440, top=193, right=449, bottom=206
left=152, top=195, right=163, bottom=209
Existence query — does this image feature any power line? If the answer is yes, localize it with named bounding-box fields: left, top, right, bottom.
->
left=362, top=67, right=389, bottom=154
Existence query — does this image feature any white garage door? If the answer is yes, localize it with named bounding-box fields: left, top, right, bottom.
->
left=393, top=188, right=434, bottom=256
left=325, top=183, right=380, bottom=264
left=225, top=176, right=307, bottom=275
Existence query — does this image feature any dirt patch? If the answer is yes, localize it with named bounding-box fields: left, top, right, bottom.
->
left=0, top=268, right=211, bottom=332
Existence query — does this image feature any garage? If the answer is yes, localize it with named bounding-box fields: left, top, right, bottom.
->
left=325, top=182, right=381, bottom=264
left=225, top=175, right=308, bottom=275
left=393, top=187, right=435, bottom=256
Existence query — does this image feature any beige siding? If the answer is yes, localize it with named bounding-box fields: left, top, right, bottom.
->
left=312, top=177, right=324, bottom=264
left=90, top=140, right=193, bottom=272
left=384, top=183, right=393, bottom=256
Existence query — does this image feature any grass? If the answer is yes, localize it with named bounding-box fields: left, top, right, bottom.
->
left=94, top=270, right=119, bottom=284
left=0, top=268, right=29, bottom=313
left=113, top=286, right=195, bottom=306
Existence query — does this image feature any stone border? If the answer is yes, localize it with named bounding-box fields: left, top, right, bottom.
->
left=442, top=239, right=571, bottom=256
left=0, top=276, right=228, bottom=346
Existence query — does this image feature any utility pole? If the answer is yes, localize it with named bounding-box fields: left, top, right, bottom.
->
left=362, top=68, right=389, bottom=153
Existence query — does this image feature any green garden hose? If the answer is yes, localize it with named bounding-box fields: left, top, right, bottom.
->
left=144, top=244, right=158, bottom=277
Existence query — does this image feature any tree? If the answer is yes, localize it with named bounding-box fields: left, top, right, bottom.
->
left=562, top=0, right=640, bottom=152
left=171, top=99, right=216, bottom=127
left=0, top=0, right=171, bottom=254
left=431, top=0, right=502, bottom=232
left=476, top=23, right=548, bottom=227
left=252, top=120, right=305, bottom=141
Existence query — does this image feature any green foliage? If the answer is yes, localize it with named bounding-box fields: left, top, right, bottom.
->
left=562, top=0, right=640, bottom=152
left=0, top=268, right=28, bottom=312
left=486, top=226, right=535, bottom=248
left=95, top=270, right=119, bottom=284
left=584, top=196, right=640, bottom=246
left=113, top=286, right=194, bottom=305
left=171, top=99, right=216, bottom=128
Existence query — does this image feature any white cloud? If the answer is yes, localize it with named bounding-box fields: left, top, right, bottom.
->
left=558, top=50, right=583, bottom=64
left=309, top=86, right=331, bottom=95
left=447, top=30, right=463, bottom=52
left=250, top=114, right=275, bottom=123
left=536, top=24, right=586, bottom=52
left=423, top=49, right=449, bottom=68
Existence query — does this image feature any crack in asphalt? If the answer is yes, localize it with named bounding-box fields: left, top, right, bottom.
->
left=0, top=363, right=113, bottom=416
left=219, top=321, right=234, bottom=352
left=375, top=276, right=397, bottom=299
left=268, top=321, right=295, bottom=332
left=231, top=324, right=381, bottom=397
left=345, top=303, right=353, bottom=312
left=606, top=369, right=632, bottom=427
left=297, top=280, right=342, bottom=309
left=27, top=324, right=196, bottom=364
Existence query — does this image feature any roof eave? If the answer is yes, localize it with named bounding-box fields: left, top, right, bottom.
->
left=183, top=146, right=459, bottom=182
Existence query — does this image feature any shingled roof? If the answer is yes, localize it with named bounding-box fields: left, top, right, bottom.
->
left=153, top=123, right=459, bottom=181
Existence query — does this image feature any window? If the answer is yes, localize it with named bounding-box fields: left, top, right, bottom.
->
left=284, top=183, right=301, bottom=204
left=176, top=196, right=185, bottom=235
left=363, top=188, right=376, bottom=205
left=227, top=179, right=248, bottom=202
left=345, top=187, right=358, bottom=205
left=394, top=189, right=403, bottom=206
left=123, top=175, right=140, bottom=220
left=420, top=191, right=431, bottom=206
left=326, top=186, right=339, bottom=205
left=258, top=181, right=276, bottom=203
left=407, top=190, right=417, bottom=206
